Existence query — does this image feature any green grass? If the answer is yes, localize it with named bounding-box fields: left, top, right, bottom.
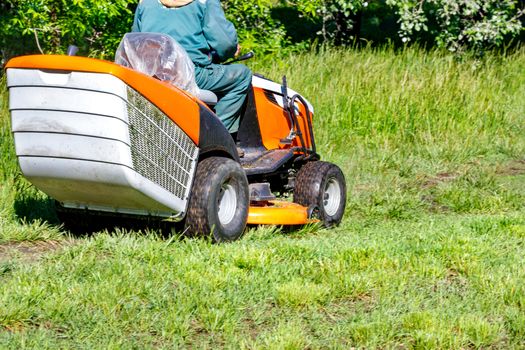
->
left=1, top=47, right=524, bottom=348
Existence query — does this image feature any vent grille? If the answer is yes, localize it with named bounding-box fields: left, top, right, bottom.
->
left=126, top=87, right=198, bottom=200
left=263, top=90, right=279, bottom=105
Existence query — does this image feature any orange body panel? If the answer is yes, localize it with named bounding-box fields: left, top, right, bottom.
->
left=253, top=87, right=313, bottom=151
left=6, top=55, right=201, bottom=144
left=247, top=200, right=317, bottom=225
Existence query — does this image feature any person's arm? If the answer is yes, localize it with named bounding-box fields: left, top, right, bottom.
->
left=202, top=0, right=238, bottom=61
left=131, top=3, right=143, bottom=32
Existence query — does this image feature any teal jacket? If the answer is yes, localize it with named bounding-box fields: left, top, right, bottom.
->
left=132, top=0, right=238, bottom=66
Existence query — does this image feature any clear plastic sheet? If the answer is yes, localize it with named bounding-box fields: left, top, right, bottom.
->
left=115, top=32, right=199, bottom=95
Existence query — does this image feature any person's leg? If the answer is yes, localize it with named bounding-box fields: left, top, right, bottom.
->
left=195, top=63, right=252, bottom=133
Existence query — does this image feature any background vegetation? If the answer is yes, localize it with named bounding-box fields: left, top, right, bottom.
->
left=1, top=0, right=524, bottom=65
left=1, top=46, right=525, bottom=347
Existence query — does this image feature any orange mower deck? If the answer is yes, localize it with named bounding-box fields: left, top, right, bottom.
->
left=247, top=200, right=318, bottom=225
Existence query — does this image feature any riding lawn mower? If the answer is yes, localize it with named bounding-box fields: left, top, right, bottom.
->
left=5, top=33, right=346, bottom=242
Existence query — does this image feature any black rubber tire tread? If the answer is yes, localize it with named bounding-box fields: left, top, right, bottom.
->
left=184, top=156, right=249, bottom=242
left=293, top=161, right=347, bottom=227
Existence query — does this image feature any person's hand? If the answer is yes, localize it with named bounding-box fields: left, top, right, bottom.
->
left=234, top=44, right=241, bottom=57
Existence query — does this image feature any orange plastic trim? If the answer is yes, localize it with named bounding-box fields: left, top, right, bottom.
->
left=6, top=55, right=201, bottom=144
left=253, top=87, right=313, bottom=151
left=247, top=200, right=318, bottom=225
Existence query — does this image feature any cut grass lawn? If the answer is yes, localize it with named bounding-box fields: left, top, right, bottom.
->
left=1, top=46, right=524, bottom=348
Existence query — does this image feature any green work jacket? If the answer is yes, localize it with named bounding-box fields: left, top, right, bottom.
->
left=132, top=0, right=238, bottom=66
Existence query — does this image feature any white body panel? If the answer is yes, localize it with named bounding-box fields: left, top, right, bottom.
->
left=7, top=68, right=199, bottom=219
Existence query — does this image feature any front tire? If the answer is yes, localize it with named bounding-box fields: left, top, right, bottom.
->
left=294, top=161, right=346, bottom=227
left=184, top=156, right=249, bottom=242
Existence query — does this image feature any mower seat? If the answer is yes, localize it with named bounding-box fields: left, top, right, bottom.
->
left=197, top=89, right=218, bottom=105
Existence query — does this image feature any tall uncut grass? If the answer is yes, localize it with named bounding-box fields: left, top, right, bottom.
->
left=252, top=46, right=525, bottom=220
left=255, top=46, right=525, bottom=160
left=0, top=47, right=524, bottom=348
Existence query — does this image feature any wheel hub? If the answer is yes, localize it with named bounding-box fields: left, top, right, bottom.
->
left=218, top=183, right=237, bottom=225
left=323, top=178, right=341, bottom=216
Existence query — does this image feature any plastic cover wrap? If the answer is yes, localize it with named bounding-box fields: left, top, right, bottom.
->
left=115, top=33, right=199, bottom=95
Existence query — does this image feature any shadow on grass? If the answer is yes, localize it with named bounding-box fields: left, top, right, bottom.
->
left=13, top=192, right=59, bottom=225
left=13, top=190, right=182, bottom=239
left=13, top=193, right=327, bottom=241
left=54, top=204, right=185, bottom=238
left=12, top=182, right=320, bottom=241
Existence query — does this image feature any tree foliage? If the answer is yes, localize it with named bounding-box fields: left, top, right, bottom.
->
left=0, top=0, right=523, bottom=64
left=290, top=0, right=369, bottom=45
left=222, top=0, right=288, bottom=53
left=0, top=0, right=288, bottom=63
left=291, top=0, right=523, bottom=50
left=386, top=0, right=524, bottom=52
left=0, top=0, right=135, bottom=62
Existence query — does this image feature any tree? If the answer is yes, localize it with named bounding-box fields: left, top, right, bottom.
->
left=222, top=0, right=288, bottom=52
left=386, top=0, right=524, bottom=52
left=0, top=0, right=135, bottom=63
left=292, top=0, right=369, bottom=45
left=0, top=0, right=289, bottom=63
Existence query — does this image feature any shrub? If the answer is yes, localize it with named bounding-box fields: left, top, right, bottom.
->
left=386, top=0, right=524, bottom=52
left=291, top=0, right=369, bottom=45
left=0, top=0, right=135, bottom=63
left=0, top=0, right=290, bottom=63
left=223, top=0, right=289, bottom=53
left=0, top=0, right=522, bottom=63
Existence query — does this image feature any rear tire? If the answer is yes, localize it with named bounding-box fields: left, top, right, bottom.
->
left=184, top=156, right=249, bottom=242
left=294, top=161, right=346, bottom=227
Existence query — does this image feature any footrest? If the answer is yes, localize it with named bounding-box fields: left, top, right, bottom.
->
left=241, top=149, right=294, bottom=175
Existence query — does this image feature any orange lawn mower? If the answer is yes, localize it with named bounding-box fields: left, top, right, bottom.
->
left=5, top=33, right=346, bottom=242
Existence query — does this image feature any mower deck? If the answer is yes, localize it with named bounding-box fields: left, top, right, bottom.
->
left=247, top=200, right=317, bottom=225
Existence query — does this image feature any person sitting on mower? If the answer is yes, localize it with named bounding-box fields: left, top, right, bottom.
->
left=132, top=0, right=252, bottom=135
